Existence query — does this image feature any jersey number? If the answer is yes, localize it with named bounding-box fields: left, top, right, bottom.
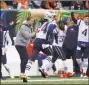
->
left=82, top=29, right=87, bottom=36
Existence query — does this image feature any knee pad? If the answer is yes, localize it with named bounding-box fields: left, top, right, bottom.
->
left=46, top=56, right=52, bottom=62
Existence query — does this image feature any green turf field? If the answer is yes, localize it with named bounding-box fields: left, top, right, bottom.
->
left=1, top=77, right=89, bottom=84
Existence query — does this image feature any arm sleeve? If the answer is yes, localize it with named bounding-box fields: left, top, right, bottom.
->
left=2, top=22, right=16, bottom=31
left=48, top=24, right=56, bottom=34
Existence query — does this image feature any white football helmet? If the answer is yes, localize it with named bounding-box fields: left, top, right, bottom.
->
left=44, top=11, right=56, bottom=22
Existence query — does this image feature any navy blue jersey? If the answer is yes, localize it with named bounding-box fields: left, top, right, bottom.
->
left=63, top=25, right=78, bottom=49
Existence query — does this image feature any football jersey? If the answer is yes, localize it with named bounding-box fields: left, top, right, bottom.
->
left=77, top=20, right=89, bottom=46
left=52, top=29, right=66, bottom=47
left=58, top=30, right=66, bottom=47
left=36, top=22, right=48, bottom=39
left=36, top=20, right=57, bottom=40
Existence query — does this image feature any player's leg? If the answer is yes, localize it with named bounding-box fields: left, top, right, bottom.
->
left=39, top=45, right=58, bottom=78
left=76, top=46, right=83, bottom=77
left=0, top=48, right=2, bottom=79
left=51, top=46, right=59, bottom=64
left=62, top=44, right=70, bottom=59
left=39, top=45, right=66, bottom=76
left=86, top=57, right=89, bottom=77
left=26, top=48, right=40, bottom=71
left=25, top=41, right=44, bottom=79
left=42, top=45, right=59, bottom=72
left=25, top=41, right=41, bottom=71
left=53, top=46, right=69, bottom=77
left=39, top=45, right=68, bottom=78
left=62, top=44, right=76, bottom=76
left=82, top=47, right=89, bottom=77
left=2, top=54, right=14, bottom=79
left=86, top=47, right=89, bottom=77
left=72, top=47, right=80, bottom=74
left=37, top=53, right=47, bottom=67
left=39, top=46, right=53, bottom=78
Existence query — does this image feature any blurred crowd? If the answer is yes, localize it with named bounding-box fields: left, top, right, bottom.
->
left=0, top=0, right=89, bottom=10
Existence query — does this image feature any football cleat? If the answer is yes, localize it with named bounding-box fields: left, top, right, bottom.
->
left=6, top=68, right=15, bottom=79
left=20, top=73, right=27, bottom=79
left=23, top=77, right=28, bottom=82
left=39, top=68, right=49, bottom=78
left=80, top=69, right=87, bottom=78
left=67, top=72, right=75, bottom=77
left=63, top=73, right=69, bottom=78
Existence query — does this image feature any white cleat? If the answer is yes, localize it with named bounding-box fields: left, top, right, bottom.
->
left=8, top=69, right=15, bottom=79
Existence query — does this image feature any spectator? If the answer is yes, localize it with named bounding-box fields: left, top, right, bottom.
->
left=21, top=0, right=28, bottom=9
left=28, top=0, right=33, bottom=8
left=12, top=0, right=19, bottom=9
left=30, top=0, right=41, bottom=8
left=0, top=1, right=13, bottom=9
left=44, top=0, right=57, bottom=9
left=70, top=0, right=84, bottom=10
left=0, top=1, right=8, bottom=9
left=61, top=1, right=71, bottom=9
left=41, top=1, right=46, bottom=9
left=55, top=1, right=63, bottom=10
left=12, top=0, right=22, bottom=9
left=85, top=1, right=89, bottom=10
left=16, top=0, right=22, bottom=9
left=13, top=0, right=28, bottom=9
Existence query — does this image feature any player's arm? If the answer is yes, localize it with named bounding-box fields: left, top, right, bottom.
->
left=71, top=12, right=77, bottom=24
left=47, top=24, right=57, bottom=44
left=48, top=24, right=56, bottom=34
left=20, top=26, right=36, bottom=40
left=2, top=20, right=20, bottom=31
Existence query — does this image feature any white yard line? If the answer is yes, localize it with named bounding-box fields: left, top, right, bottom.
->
left=1, top=79, right=89, bottom=82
